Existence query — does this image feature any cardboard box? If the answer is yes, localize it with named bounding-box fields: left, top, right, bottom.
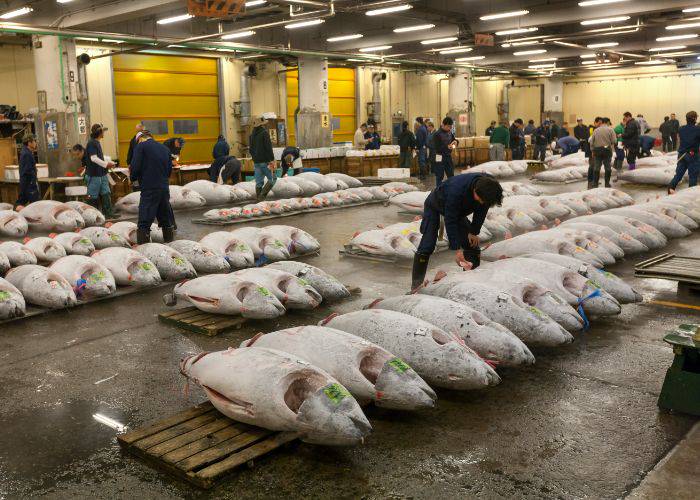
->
left=473, top=136, right=490, bottom=148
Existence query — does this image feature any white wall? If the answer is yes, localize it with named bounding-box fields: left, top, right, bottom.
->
left=83, top=48, right=118, bottom=158
left=0, top=44, right=38, bottom=114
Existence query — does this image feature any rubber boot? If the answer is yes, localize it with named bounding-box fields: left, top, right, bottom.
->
left=100, top=194, right=114, bottom=219
left=628, top=163, right=636, bottom=171
left=86, top=197, right=99, bottom=209
left=604, top=169, right=612, bottom=188
left=260, top=181, right=273, bottom=200
left=136, top=228, right=151, bottom=245
left=614, top=158, right=623, bottom=171
left=255, top=185, right=263, bottom=201
left=162, top=226, right=175, bottom=243
left=411, top=253, right=431, bottom=291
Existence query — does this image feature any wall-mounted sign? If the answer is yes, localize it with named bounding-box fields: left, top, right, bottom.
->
left=458, top=113, right=468, bottom=125
left=474, top=33, right=494, bottom=46
left=78, top=115, right=87, bottom=135
left=321, top=113, right=330, bottom=128
left=45, top=121, right=58, bottom=150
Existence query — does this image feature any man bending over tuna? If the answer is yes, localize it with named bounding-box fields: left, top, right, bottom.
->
left=411, top=173, right=503, bottom=290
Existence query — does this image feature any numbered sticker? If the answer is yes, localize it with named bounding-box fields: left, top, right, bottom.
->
left=323, top=383, right=350, bottom=405
left=414, top=327, right=428, bottom=337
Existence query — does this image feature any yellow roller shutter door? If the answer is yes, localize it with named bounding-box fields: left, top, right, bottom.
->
left=286, top=67, right=356, bottom=145
left=112, top=54, right=220, bottom=165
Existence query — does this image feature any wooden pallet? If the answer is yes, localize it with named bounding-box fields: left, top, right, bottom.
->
left=635, top=253, right=700, bottom=286
left=159, top=307, right=247, bottom=336
left=118, top=401, right=298, bottom=489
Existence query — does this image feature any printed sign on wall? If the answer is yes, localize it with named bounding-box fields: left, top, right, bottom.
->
left=45, top=121, right=58, bottom=150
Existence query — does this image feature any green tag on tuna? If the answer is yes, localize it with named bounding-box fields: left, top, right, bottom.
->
left=603, top=271, right=615, bottom=278
left=258, top=286, right=271, bottom=297
left=529, top=306, right=544, bottom=317
left=0, top=291, right=10, bottom=301
left=80, top=238, right=91, bottom=245
left=87, top=271, right=105, bottom=284
left=110, top=234, right=120, bottom=241
left=323, top=383, right=350, bottom=405
left=297, top=278, right=310, bottom=286
left=140, top=262, right=153, bottom=271
left=388, top=358, right=410, bottom=374
left=173, top=257, right=185, bottom=266
left=586, top=279, right=601, bottom=289
left=237, top=244, right=249, bottom=252
left=273, top=240, right=284, bottom=248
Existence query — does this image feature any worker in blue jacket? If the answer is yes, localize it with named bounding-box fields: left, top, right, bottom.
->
left=16, top=134, right=40, bottom=207
left=411, top=173, right=503, bottom=290
left=639, top=134, right=656, bottom=157
left=669, top=111, right=700, bottom=194
left=130, top=131, right=175, bottom=244
left=557, top=135, right=580, bottom=156
left=432, top=116, right=459, bottom=186
left=414, top=117, right=429, bottom=179
left=280, top=146, right=301, bottom=177
left=212, top=135, right=230, bottom=160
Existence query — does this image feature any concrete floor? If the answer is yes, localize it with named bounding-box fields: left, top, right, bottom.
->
left=1, top=176, right=699, bottom=499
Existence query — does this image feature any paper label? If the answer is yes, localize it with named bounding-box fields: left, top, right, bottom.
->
left=497, top=292, right=510, bottom=303
left=414, top=327, right=428, bottom=337
left=0, top=291, right=10, bottom=301
left=323, top=383, right=350, bottom=404
left=435, top=154, right=443, bottom=162
left=388, top=358, right=410, bottom=374
left=258, top=286, right=271, bottom=297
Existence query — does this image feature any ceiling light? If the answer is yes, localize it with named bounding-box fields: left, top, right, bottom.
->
left=529, top=57, right=557, bottom=62
left=658, top=51, right=694, bottom=57
left=581, top=16, right=630, bottom=26
left=579, top=0, right=629, bottom=6
left=456, top=56, right=485, bottom=61
left=587, top=42, right=619, bottom=48
left=347, top=58, right=366, bottom=62
left=439, top=47, right=473, bottom=54
left=666, top=22, right=700, bottom=31
left=221, top=30, right=255, bottom=40
left=648, top=45, right=686, bottom=52
left=529, top=63, right=555, bottom=69
left=635, top=60, right=667, bottom=65
left=394, top=24, right=434, bottom=33
left=683, top=7, right=700, bottom=13
left=384, top=61, right=401, bottom=65
left=511, top=40, right=540, bottom=46
left=0, top=7, right=33, bottom=19
left=359, top=45, right=392, bottom=52
left=240, top=54, right=264, bottom=59
left=480, top=10, right=529, bottom=21
left=101, top=39, right=124, bottom=44
left=167, top=44, right=187, bottom=48
left=157, top=13, right=193, bottom=24
left=656, top=34, right=698, bottom=42
left=495, top=27, right=538, bottom=36
left=366, top=4, right=412, bottom=16
left=421, top=37, right=457, bottom=45
left=327, top=34, right=363, bottom=42
left=57, top=0, right=75, bottom=3
left=513, top=49, right=547, bottom=55
left=245, top=0, right=266, bottom=6
left=580, top=53, right=597, bottom=58
left=582, top=60, right=607, bottom=65
left=75, top=37, right=99, bottom=42
left=285, top=19, right=325, bottom=29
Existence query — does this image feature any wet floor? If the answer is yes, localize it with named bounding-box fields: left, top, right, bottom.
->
left=1, top=175, right=698, bottom=499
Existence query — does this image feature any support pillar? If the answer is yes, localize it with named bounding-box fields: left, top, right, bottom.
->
left=542, top=78, right=563, bottom=124
left=296, top=56, right=332, bottom=148
left=447, top=70, right=474, bottom=137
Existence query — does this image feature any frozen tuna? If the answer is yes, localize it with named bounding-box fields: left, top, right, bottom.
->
left=65, top=201, right=106, bottom=227
left=50, top=232, right=96, bottom=256
left=0, top=251, right=10, bottom=275
left=265, top=225, right=320, bottom=256
left=18, top=201, right=85, bottom=232
left=167, top=240, right=230, bottom=274
left=0, top=277, right=25, bottom=319
left=184, top=180, right=235, bottom=205
left=229, top=227, right=290, bottom=262
left=80, top=226, right=130, bottom=249
left=6, top=264, right=77, bottom=309
left=0, top=210, right=28, bottom=237
left=199, top=231, right=255, bottom=269
left=49, top=255, right=116, bottom=299
left=350, top=229, right=416, bottom=259
left=267, top=261, right=350, bottom=302
left=106, top=221, right=163, bottom=245
left=23, top=237, right=67, bottom=263
left=91, top=247, right=161, bottom=287
left=232, top=268, right=322, bottom=310
left=0, top=241, right=37, bottom=266
left=135, top=243, right=196, bottom=281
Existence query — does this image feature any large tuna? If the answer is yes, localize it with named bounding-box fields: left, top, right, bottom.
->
left=266, top=261, right=350, bottom=302
left=270, top=179, right=304, bottom=198
left=23, top=237, right=67, bottom=263
left=482, top=232, right=604, bottom=267
left=167, top=240, right=230, bottom=274
left=349, top=229, right=416, bottom=259
left=366, top=295, right=535, bottom=367
left=198, top=231, right=255, bottom=269
left=5, top=265, right=77, bottom=309
left=106, top=221, right=164, bottom=245
left=50, top=232, right=96, bottom=256
left=49, top=255, right=116, bottom=299
left=604, top=207, right=691, bottom=238
left=389, top=191, right=428, bottom=213
left=168, top=274, right=285, bottom=318
left=567, top=215, right=667, bottom=250
left=242, top=326, right=436, bottom=410
left=321, top=309, right=501, bottom=390
left=18, top=201, right=85, bottom=232
left=0, top=251, right=10, bottom=275
left=0, top=277, right=25, bottom=319
left=229, top=227, right=290, bottom=262
left=232, top=268, right=322, bottom=310
left=0, top=241, right=37, bottom=266
left=180, top=347, right=371, bottom=445
left=562, top=221, right=648, bottom=254
left=91, top=247, right=161, bottom=287
left=0, top=210, right=28, bottom=237
left=135, top=243, right=196, bottom=281
left=183, top=180, right=235, bottom=205
left=79, top=227, right=130, bottom=249
left=327, top=173, right=363, bottom=188
left=265, top=225, right=321, bottom=256
left=65, top=201, right=106, bottom=227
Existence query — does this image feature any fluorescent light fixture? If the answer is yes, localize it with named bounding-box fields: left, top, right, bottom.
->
left=656, top=34, right=698, bottom=42
left=580, top=53, right=597, bottom=58
left=529, top=57, right=557, bottom=62
left=366, top=4, right=412, bottom=16
left=167, top=44, right=187, bottom=48
left=101, top=39, right=125, bottom=44
left=683, top=7, right=700, bottom=12
left=579, top=0, right=629, bottom=5
left=327, top=34, right=363, bottom=42
left=666, top=22, right=700, bottom=30
left=93, top=413, right=127, bottom=433
left=511, top=40, right=540, bottom=46
left=384, top=61, right=401, bottom=65
left=157, top=13, right=193, bottom=24
left=658, top=51, right=694, bottom=57
left=285, top=19, right=325, bottom=29
left=513, top=49, right=547, bottom=55
left=246, top=0, right=267, bottom=6
left=240, top=54, right=264, bottom=59
left=529, top=63, right=555, bottom=69
left=648, top=45, right=686, bottom=52
left=456, top=56, right=485, bottom=61
left=480, top=10, right=528, bottom=21
left=75, top=37, right=99, bottom=42
left=495, top=27, right=538, bottom=36
left=586, top=42, right=619, bottom=48
left=347, top=58, right=367, bottom=62
left=57, top=0, right=75, bottom=3
left=581, top=16, right=630, bottom=26
left=394, top=24, right=434, bottom=33
left=421, top=37, right=457, bottom=45
left=439, top=47, right=473, bottom=54
left=582, top=60, right=607, bottom=65
left=0, top=7, right=33, bottom=19
left=221, top=30, right=255, bottom=40
left=636, top=60, right=667, bottom=65
left=359, top=45, right=392, bottom=52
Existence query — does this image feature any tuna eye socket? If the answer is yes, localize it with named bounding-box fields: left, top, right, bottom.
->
left=237, top=286, right=250, bottom=302
left=359, top=351, right=383, bottom=385
left=471, top=311, right=486, bottom=326
left=278, top=279, right=289, bottom=293
left=431, top=329, right=452, bottom=345
left=284, top=372, right=326, bottom=413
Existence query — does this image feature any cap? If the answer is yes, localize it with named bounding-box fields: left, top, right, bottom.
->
left=90, top=123, right=108, bottom=137
left=251, top=116, right=266, bottom=128
left=22, top=134, right=36, bottom=144
left=576, top=118, right=583, bottom=121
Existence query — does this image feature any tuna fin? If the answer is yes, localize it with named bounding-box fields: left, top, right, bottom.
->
left=15, top=205, right=24, bottom=211
left=104, top=222, right=113, bottom=228
left=245, top=332, right=264, bottom=346
left=365, top=298, right=384, bottom=309
left=319, top=312, right=339, bottom=326
left=22, top=237, right=31, bottom=243
left=48, top=233, right=57, bottom=238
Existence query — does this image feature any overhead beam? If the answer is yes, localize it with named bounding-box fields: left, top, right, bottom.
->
left=58, top=0, right=184, bottom=28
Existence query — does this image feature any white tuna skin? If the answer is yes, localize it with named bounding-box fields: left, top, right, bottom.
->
left=483, top=233, right=604, bottom=268
left=0, top=210, right=28, bottom=237
left=198, top=232, right=255, bottom=269
left=327, top=173, right=363, bottom=188
left=91, top=247, right=161, bottom=287
left=604, top=207, right=691, bottom=238
left=265, top=225, right=320, bottom=256
left=65, top=201, right=106, bottom=227
left=18, top=201, right=85, bottom=232
left=388, top=192, right=428, bottom=213
left=0, top=202, right=12, bottom=211
left=183, top=180, right=235, bottom=205
left=286, top=177, right=322, bottom=196
left=169, top=186, right=206, bottom=209
left=50, top=232, right=96, bottom=256
left=548, top=228, right=624, bottom=260
left=241, top=326, right=437, bottom=410
left=270, top=179, right=304, bottom=198
left=5, top=264, right=77, bottom=309
left=49, top=255, right=116, bottom=299
left=522, top=253, right=643, bottom=304
left=569, top=215, right=666, bottom=250
left=320, top=309, right=501, bottom=390
left=561, top=222, right=648, bottom=254
left=350, top=230, right=416, bottom=259
left=79, top=227, right=130, bottom=250
left=23, top=237, right=67, bottom=263
left=544, top=229, right=617, bottom=265
left=296, top=172, right=339, bottom=192
left=135, top=243, right=197, bottom=281
left=367, top=295, right=535, bottom=367
left=173, top=274, right=285, bottom=318
left=418, top=281, right=574, bottom=346
left=266, top=261, right=350, bottom=302
left=232, top=268, right=322, bottom=310
left=166, top=240, right=231, bottom=274
left=114, top=192, right=140, bottom=214
left=0, top=251, right=10, bottom=275
left=0, top=276, right=26, bottom=319
left=107, top=221, right=165, bottom=245
left=180, top=347, right=372, bottom=446
left=0, top=241, right=37, bottom=266
left=229, top=227, right=291, bottom=262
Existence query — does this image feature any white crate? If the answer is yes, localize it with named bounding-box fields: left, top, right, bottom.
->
left=4, top=165, right=18, bottom=181
left=66, top=185, right=88, bottom=197
left=378, top=168, right=410, bottom=179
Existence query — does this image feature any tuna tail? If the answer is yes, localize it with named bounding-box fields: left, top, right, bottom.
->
left=364, top=298, right=384, bottom=310
left=319, top=312, right=339, bottom=326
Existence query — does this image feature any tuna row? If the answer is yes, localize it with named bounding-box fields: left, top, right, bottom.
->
left=468, top=160, right=530, bottom=178
left=0, top=200, right=109, bottom=236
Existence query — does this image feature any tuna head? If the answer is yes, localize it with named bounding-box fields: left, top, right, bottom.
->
left=0, top=278, right=26, bottom=319
left=226, top=242, right=255, bottom=269
left=371, top=355, right=437, bottom=410
left=0, top=210, right=28, bottom=237
left=520, top=283, right=583, bottom=332
left=126, top=256, right=162, bottom=287
left=235, top=280, right=286, bottom=319
left=278, top=276, right=322, bottom=310
left=78, top=263, right=116, bottom=298
left=54, top=206, right=85, bottom=231
left=429, top=329, right=501, bottom=390
left=577, top=278, right=622, bottom=316
left=261, top=237, right=291, bottom=261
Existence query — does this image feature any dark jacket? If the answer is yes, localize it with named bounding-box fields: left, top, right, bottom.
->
left=524, top=123, right=536, bottom=135
left=126, top=134, right=139, bottom=165
left=130, top=139, right=173, bottom=191
left=249, top=126, right=274, bottom=163
left=509, top=125, right=524, bottom=149
left=364, top=132, right=381, bottom=150
left=533, top=126, right=551, bottom=146
left=209, top=155, right=241, bottom=182
left=85, top=138, right=107, bottom=177
left=677, top=123, right=700, bottom=156
left=427, top=173, right=492, bottom=251
left=640, top=135, right=655, bottom=152
left=550, top=124, right=560, bottom=139
left=669, top=118, right=680, bottom=135
left=398, top=130, right=416, bottom=152
left=622, top=119, right=640, bottom=147
left=163, top=138, right=183, bottom=156
left=280, top=146, right=301, bottom=175
left=659, top=120, right=671, bottom=137
left=485, top=126, right=495, bottom=137
left=559, top=127, right=570, bottom=138
left=19, top=145, right=37, bottom=186
left=432, top=128, right=458, bottom=157
left=415, top=125, right=428, bottom=149
left=574, top=124, right=590, bottom=141
left=427, top=131, right=437, bottom=160
left=212, top=137, right=230, bottom=160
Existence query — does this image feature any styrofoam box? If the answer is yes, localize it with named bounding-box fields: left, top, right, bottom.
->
left=66, top=185, right=88, bottom=196
left=273, top=148, right=285, bottom=161
left=378, top=168, right=410, bottom=179
left=4, top=165, right=18, bottom=181
left=37, top=164, right=49, bottom=177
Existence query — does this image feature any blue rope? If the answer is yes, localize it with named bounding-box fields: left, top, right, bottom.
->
left=255, top=254, right=269, bottom=267
left=577, top=288, right=602, bottom=331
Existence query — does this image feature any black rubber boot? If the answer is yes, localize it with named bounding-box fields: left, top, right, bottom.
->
left=162, top=226, right=175, bottom=243
left=100, top=194, right=114, bottom=219
left=255, top=186, right=263, bottom=201
left=411, top=253, right=431, bottom=291
left=604, top=169, right=612, bottom=188
left=260, top=182, right=273, bottom=200
left=136, top=229, right=151, bottom=245
left=86, top=197, right=99, bottom=209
